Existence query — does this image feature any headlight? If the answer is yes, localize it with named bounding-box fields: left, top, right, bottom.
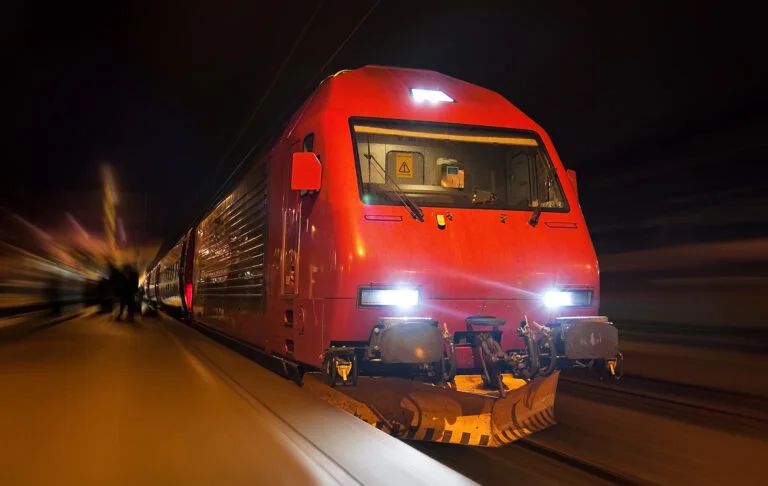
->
left=543, top=290, right=592, bottom=308
left=359, top=287, right=420, bottom=308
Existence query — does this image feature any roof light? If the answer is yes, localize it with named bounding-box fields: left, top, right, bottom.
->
left=410, top=88, right=454, bottom=104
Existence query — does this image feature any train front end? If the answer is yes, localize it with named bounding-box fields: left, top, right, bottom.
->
left=297, top=66, right=621, bottom=446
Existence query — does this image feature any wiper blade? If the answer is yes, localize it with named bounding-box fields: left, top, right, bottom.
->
left=528, top=204, right=543, bottom=227
left=363, top=143, right=424, bottom=222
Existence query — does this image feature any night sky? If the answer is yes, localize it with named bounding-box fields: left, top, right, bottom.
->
left=3, top=1, right=766, bottom=254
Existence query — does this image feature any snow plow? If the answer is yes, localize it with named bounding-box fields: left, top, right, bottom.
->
left=301, top=316, right=621, bottom=447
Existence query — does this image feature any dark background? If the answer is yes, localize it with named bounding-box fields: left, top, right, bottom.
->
left=2, top=0, right=766, bottom=254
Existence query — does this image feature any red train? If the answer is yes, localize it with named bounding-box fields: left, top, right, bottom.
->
left=146, top=65, right=620, bottom=402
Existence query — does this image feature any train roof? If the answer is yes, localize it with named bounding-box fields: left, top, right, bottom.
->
left=293, top=65, right=544, bottom=135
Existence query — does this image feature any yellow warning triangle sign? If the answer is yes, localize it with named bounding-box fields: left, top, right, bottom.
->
left=395, top=153, right=414, bottom=178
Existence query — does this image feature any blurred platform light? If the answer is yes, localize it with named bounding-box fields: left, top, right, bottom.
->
left=117, top=218, right=127, bottom=244
left=101, top=165, right=119, bottom=206
left=101, top=164, right=119, bottom=260
left=6, top=209, right=52, bottom=241
left=66, top=213, right=91, bottom=242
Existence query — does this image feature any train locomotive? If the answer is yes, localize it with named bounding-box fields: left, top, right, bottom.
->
left=145, top=65, right=622, bottom=446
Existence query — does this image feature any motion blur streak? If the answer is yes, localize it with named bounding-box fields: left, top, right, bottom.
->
left=0, top=208, right=98, bottom=332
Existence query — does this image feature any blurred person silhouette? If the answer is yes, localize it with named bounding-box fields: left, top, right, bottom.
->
left=96, top=277, right=110, bottom=313
left=44, top=276, right=61, bottom=317
left=125, top=264, right=139, bottom=321
left=81, top=279, right=93, bottom=307
left=111, top=263, right=128, bottom=320
left=136, top=282, right=145, bottom=314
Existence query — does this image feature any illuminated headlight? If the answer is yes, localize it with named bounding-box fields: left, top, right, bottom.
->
left=359, top=287, right=420, bottom=308
left=543, top=290, right=592, bottom=308
left=410, top=88, right=455, bottom=103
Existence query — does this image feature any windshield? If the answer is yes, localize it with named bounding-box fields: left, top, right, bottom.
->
left=351, top=120, right=568, bottom=212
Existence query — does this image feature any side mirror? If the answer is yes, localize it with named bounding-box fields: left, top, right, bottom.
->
left=566, top=169, right=578, bottom=199
left=291, top=152, right=322, bottom=191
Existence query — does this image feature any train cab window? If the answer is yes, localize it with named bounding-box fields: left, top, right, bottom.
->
left=303, top=133, right=315, bottom=153
left=352, top=121, right=568, bottom=212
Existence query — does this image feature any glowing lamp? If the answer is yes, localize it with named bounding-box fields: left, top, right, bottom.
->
left=359, top=287, right=420, bottom=308
left=542, top=290, right=592, bottom=308
left=410, top=88, right=454, bottom=104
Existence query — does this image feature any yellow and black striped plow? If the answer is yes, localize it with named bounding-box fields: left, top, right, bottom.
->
left=301, top=371, right=559, bottom=447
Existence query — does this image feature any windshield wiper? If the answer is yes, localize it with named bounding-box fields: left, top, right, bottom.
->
left=364, top=139, right=424, bottom=222
left=528, top=204, right=543, bottom=227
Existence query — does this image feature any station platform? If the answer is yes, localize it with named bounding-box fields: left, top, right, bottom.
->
left=0, top=312, right=476, bottom=485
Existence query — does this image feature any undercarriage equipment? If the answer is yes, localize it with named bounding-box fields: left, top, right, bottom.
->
left=301, top=315, right=620, bottom=446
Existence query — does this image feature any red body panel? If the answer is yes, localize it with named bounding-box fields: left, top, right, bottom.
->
left=155, top=66, right=601, bottom=370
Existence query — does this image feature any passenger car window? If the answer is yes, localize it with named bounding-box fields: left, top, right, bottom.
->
left=303, top=133, right=315, bottom=153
